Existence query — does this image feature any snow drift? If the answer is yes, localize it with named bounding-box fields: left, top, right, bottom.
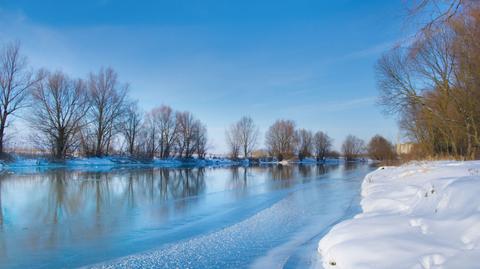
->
left=318, top=161, right=480, bottom=269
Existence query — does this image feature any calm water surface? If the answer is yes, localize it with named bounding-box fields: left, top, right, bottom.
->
left=0, top=163, right=375, bottom=268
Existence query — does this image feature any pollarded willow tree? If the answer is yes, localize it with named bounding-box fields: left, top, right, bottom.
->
left=225, top=116, right=259, bottom=159
left=342, top=135, right=365, bottom=161
left=265, top=119, right=298, bottom=161
left=225, top=124, right=241, bottom=159
left=175, top=111, right=197, bottom=158
left=120, top=101, right=142, bottom=156
left=237, top=116, right=259, bottom=158
left=313, top=131, right=333, bottom=161
left=137, top=107, right=208, bottom=159
left=30, top=71, right=90, bottom=160
left=296, top=129, right=313, bottom=160
left=175, top=111, right=208, bottom=158
left=152, top=105, right=178, bottom=159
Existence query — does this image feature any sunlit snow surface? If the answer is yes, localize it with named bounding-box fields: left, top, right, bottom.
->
left=319, top=161, right=480, bottom=269
left=0, top=164, right=373, bottom=269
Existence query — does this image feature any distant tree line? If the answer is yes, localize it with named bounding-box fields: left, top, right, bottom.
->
left=264, top=120, right=337, bottom=161
left=0, top=42, right=208, bottom=161
left=377, top=0, right=480, bottom=159
left=226, top=117, right=397, bottom=162
left=226, top=118, right=335, bottom=161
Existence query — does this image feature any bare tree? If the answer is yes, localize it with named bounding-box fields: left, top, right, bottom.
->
left=297, top=129, right=313, bottom=160
left=193, top=120, right=208, bottom=158
left=139, top=111, right=157, bottom=159
left=121, top=101, right=142, bottom=156
left=367, top=135, right=396, bottom=161
left=137, top=107, right=207, bottom=159
left=87, top=67, right=128, bottom=156
left=175, top=111, right=197, bottom=158
left=377, top=4, right=480, bottom=159
left=376, top=46, right=424, bottom=115
left=313, top=131, right=333, bottom=161
left=0, top=42, right=42, bottom=155
left=237, top=116, right=259, bottom=158
left=225, top=124, right=241, bottom=159
left=406, top=0, right=468, bottom=31
left=265, top=119, right=298, bottom=161
left=226, top=116, right=259, bottom=159
left=150, top=105, right=178, bottom=158
left=342, top=135, right=365, bottom=161
left=29, top=71, right=90, bottom=160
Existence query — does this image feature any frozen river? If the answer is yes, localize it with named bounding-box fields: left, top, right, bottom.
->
left=0, top=163, right=375, bottom=268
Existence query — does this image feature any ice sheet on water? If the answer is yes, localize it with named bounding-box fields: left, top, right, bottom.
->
left=86, top=172, right=365, bottom=269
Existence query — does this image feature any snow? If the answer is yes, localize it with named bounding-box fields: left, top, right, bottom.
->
left=0, top=155, right=241, bottom=170
left=258, top=158, right=342, bottom=165
left=66, top=157, right=118, bottom=166
left=318, top=161, right=480, bottom=269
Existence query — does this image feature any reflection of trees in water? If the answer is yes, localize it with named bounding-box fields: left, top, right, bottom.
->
left=125, top=173, right=136, bottom=208
left=77, top=172, right=112, bottom=221
left=298, top=164, right=312, bottom=179
left=229, top=166, right=248, bottom=194
left=266, top=165, right=294, bottom=189
left=315, top=165, right=327, bottom=176
left=264, top=164, right=343, bottom=190
left=0, top=167, right=208, bottom=253
left=0, top=177, right=3, bottom=258
left=344, top=162, right=359, bottom=172
left=269, top=165, right=294, bottom=180
left=167, top=168, right=206, bottom=199
left=46, top=171, right=68, bottom=224
left=0, top=177, right=3, bottom=227
left=0, top=164, right=344, bottom=232
left=0, top=168, right=207, bottom=228
left=77, top=168, right=208, bottom=212
left=0, top=164, right=367, bottom=260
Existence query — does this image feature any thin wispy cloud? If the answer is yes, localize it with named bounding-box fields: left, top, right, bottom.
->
left=319, top=96, right=376, bottom=112
left=341, top=41, right=397, bottom=60
left=280, top=96, right=376, bottom=115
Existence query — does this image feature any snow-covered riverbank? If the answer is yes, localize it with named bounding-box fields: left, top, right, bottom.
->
left=0, top=156, right=344, bottom=170
left=318, top=161, right=480, bottom=269
left=0, top=156, right=240, bottom=170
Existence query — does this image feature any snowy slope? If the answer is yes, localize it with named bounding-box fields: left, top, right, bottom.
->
left=318, top=161, right=480, bottom=269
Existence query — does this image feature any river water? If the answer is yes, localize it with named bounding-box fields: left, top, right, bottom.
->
left=0, top=163, right=375, bottom=268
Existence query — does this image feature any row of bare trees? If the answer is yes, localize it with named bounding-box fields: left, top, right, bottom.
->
left=377, top=1, right=480, bottom=159
left=343, top=134, right=397, bottom=162
left=138, top=107, right=208, bottom=159
left=226, top=117, right=396, bottom=162
left=263, top=120, right=394, bottom=162
left=0, top=41, right=209, bottom=161
left=227, top=118, right=396, bottom=162
left=226, top=118, right=334, bottom=161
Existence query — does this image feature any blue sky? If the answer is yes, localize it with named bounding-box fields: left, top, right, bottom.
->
left=0, top=0, right=407, bottom=153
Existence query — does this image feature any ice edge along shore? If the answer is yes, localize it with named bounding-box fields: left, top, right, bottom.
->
left=318, top=161, right=480, bottom=269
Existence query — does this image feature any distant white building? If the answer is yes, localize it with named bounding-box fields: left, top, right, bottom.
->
left=396, top=143, right=414, bottom=155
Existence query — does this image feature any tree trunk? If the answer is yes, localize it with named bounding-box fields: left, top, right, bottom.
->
left=0, top=113, right=7, bottom=155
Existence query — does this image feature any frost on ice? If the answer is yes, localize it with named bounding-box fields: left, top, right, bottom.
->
left=318, top=161, right=480, bottom=269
